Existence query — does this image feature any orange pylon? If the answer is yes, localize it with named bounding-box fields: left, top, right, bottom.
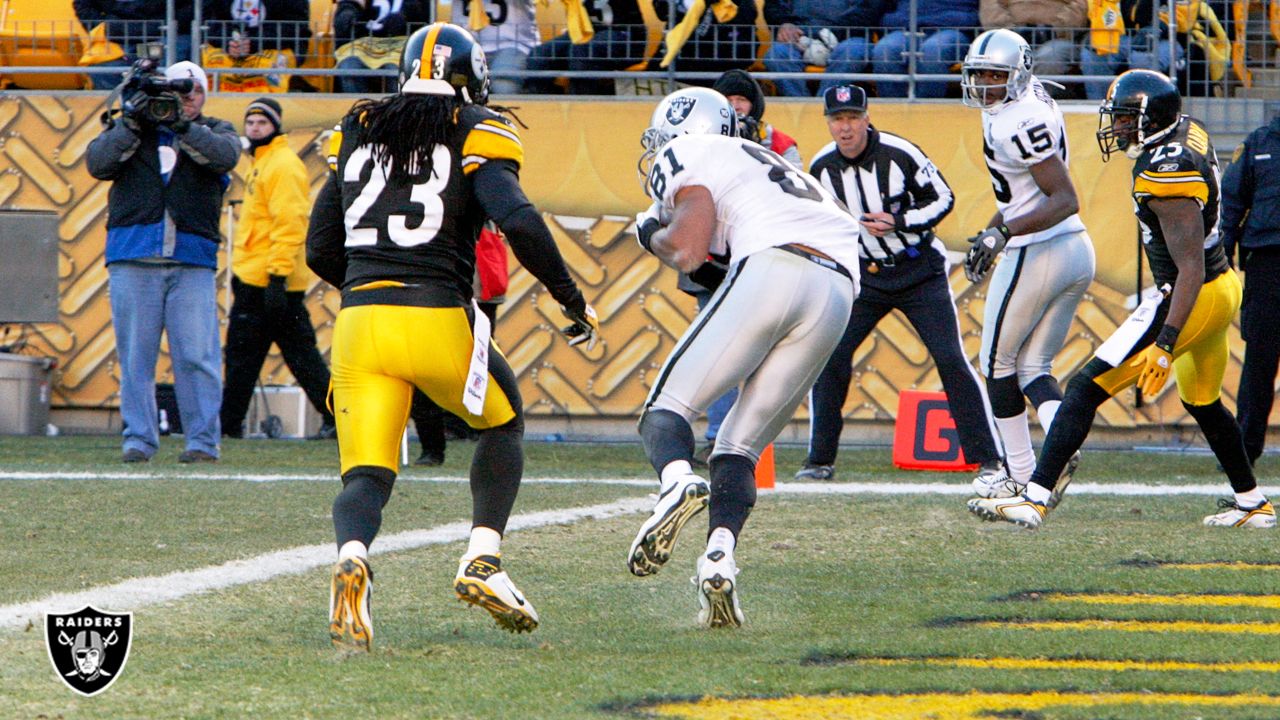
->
left=755, top=443, right=776, bottom=489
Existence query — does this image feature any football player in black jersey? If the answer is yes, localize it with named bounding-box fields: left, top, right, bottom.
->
left=307, top=23, right=600, bottom=650
left=970, top=70, right=1274, bottom=530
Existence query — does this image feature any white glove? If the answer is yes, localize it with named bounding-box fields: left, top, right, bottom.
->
left=798, top=28, right=838, bottom=67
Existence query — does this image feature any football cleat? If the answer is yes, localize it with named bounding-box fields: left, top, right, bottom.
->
left=454, top=554, right=540, bottom=633
left=627, top=474, right=709, bottom=576
left=967, top=494, right=1048, bottom=529
left=794, top=464, right=835, bottom=481
left=694, top=550, right=744, bottom=629
left=971, top=460, right=1021, bottom=499
left=1047, top=451, right=1081, bottom=510
left=329, top=557, right=373, bottom=652
left=1203, top=498, right=1277, bottom=528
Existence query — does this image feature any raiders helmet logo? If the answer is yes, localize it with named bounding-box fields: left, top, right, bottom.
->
left=666, top=97, right=696, bottom=125
left=45, top=606, right=133, bottom=697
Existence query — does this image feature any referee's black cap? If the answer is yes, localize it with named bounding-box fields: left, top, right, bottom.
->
left=823, top=84, right=868, bottom=115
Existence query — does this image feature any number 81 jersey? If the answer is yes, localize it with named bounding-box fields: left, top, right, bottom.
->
left=981, top=79, right=1086, bottom=248
left=327, top=104, right=522, bottom=306
left=646, top=133, right=861, bottom=273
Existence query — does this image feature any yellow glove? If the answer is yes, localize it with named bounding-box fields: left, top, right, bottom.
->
left=1130, top=325, right=1179, bottom=396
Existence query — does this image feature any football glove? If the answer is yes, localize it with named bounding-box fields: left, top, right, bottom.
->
left=1131, top=325, right=1178, bottom=396
left=964, top=224, right=1011, bottom=283
left=561, top=303, right=600, bottom=351
left=636, top=203, right=664, bottom=253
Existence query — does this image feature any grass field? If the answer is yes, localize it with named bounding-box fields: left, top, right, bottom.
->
left=2, top=436, right=1279, bottom=719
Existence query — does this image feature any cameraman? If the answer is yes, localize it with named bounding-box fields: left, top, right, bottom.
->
left=87, top=61, right=241, bottom=464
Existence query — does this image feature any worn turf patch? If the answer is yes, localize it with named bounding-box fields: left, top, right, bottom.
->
left=644, top=691, right=1280, bottom=719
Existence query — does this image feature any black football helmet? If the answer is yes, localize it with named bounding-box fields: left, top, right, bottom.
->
left=398, top=23, right=489, bottom=104
left=1097, top=69, right=1181, bottom=161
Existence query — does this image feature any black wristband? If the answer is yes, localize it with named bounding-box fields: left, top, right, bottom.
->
left=1155, top=324, right=1179, bottom=352
left=996, top=223, right=1011, bottom=240
left=637, top=217, right=660, bottom=253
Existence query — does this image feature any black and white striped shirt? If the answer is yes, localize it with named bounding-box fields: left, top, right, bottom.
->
left=808, top=127, right=954, bottom=262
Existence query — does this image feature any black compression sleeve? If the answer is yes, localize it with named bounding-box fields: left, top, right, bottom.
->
left=305, top=174, right=348, bottom=289
left=473, top=160, right=585, bottom=314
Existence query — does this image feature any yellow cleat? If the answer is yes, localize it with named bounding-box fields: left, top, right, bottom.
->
left=329, top=557, right=373, bottom=652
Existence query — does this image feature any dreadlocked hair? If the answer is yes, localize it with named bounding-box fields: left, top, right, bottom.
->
left=345, top=93, right=462, bottom=180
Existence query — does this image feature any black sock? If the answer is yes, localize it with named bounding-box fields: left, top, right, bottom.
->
left=708, top=453, right=756, bottom=538
left=1029, top=374, right=1110, bottom=492
left=1183, top=399, right=1258, bottom=495
left=986, top=374, right=1026, bottom=418
left=1023, top=374, right=1064, bottom=408
left=470, top=415, right=524, bottom=533
left=333, top=466, right=396, bottom=549
left=639, top=408, right=695, bottom=476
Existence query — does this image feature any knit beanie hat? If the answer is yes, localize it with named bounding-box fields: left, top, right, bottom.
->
left=245, top=97, right=283, bottom=133
left=712, top=69, right=765, bottom=122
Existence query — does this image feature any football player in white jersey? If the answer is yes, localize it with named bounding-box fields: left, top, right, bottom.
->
left=960, top=29, right=1096, bottom=505
left=627, top=87, right=860, bottom=628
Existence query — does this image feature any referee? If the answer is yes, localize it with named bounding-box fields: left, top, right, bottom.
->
left=797, top=85, right=1007, bottom=486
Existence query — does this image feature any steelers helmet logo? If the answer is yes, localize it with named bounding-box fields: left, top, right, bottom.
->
left=666, top=97, right=696, bottom=125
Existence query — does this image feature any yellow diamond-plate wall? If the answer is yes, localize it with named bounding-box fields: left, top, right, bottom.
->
left=0, top=94, right=1250, bottom=429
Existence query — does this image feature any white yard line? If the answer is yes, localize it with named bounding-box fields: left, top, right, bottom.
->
left=0, top=496, right=650, bottom=631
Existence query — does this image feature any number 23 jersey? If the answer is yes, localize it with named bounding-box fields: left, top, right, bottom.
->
left=647, top=133, right=861, bottom=273
left=324, top=104, right=522, bottom=307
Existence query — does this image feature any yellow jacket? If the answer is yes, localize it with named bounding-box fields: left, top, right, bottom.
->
left=233, top=134, right=312, bottom=291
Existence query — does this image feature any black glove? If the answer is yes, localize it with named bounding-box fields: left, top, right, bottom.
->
left=264, top=275, right=289, bottom=318
left=635, top=203, right=664, bottom=253
left=560, top=303, right=600, bottom=350
left=169, top=114, right=191, bottom=135
left=963, top=224, right=1011, bottom=283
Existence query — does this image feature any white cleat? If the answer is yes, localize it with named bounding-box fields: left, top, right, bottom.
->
left=627, top=474, right=709, bottom=576
left=454, top=555, right=540, bottom=633
left=972, top=461, right=1022, bottom=499
left=967, top=494, right=1048, bottom=529
left=1203, top=499, right=1276, bottom=528
left=1048, top=451, right=1081, bottom=510
left=694, top=550, right=744, bottom=629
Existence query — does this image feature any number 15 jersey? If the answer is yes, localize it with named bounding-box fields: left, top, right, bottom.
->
left=981, top=79, right=1086, bottom=248
left=646, top=133, right=861, bottom=273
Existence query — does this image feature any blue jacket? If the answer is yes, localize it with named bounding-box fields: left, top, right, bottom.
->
left=764, top=0, right=888, bottom=41
left=881, top=0, right=978, bottom=31
left=87, top=115, right=240, bottom=269
left=1222, top=116, right=1280, bottom=260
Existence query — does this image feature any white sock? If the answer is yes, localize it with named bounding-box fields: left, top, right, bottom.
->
left=707, top=527, right=736, bottom=555
left=996, top=412, right=1035, bottom=484
left=464, top=526, right=502, bottom=559
left=1037, top=400, right=1061, bottom=432
left=1236, top=488, right=1266, bottom=508
left=338, top=540, right=368, bottom=562
left=660, top=460, right=693, bottom=492
left=1024, top=483, right=1052, bottom=504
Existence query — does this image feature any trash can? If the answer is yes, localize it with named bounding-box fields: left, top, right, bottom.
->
left=0, top=353, right=54, bottom=435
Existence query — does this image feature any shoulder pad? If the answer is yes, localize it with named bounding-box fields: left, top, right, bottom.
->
left=1135, top=150, right=1208, bottom=203
left=460, top=106, right=523, bottom=175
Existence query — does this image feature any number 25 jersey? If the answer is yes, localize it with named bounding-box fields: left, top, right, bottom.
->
left=646, top=133, right=861, bottom=273
left=325, top=104, right=523, bottom=307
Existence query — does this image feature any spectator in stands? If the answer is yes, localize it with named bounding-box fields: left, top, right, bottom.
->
left=454, top=0, right=539, bottom=96
left=74, top=0, right=204, bottom=90
left=335, top=0, right=430, bottom=94
left=221, top=98, right=337, bottom=441
left=86, top=61, right=239, bottom=463
left=202, top=0, right=310, bottom=93
left=1081, top=0, right=1182, bottom=99
left=523, top=0, right=649, bottom=95
left=655, top=0, right=758, bottom=79
left=980, top=0, right=1086, bottom=96
left=872, top=0, right=979, bottom=98
left=762, top=0, right=888, bottom=97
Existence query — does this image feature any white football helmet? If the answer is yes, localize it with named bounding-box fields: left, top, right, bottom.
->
left=638, top=87, right=738, bottom=194
left=961, top=29, right=1034, bottom=111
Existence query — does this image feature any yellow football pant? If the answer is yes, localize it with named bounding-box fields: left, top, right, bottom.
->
left=1094, top=269, right=1242, bottom=405
left=330, top=305, right=518, bottom=475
